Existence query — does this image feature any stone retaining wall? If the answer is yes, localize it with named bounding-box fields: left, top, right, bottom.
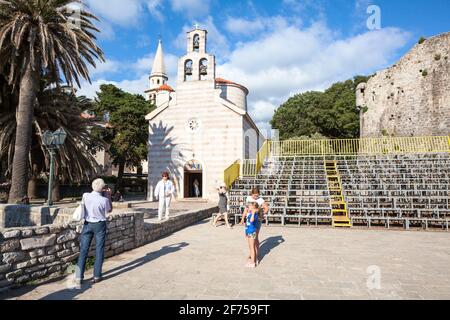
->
left=0, top=206, right=217, bottom=292
left=0, top=205, right=80, bottom=230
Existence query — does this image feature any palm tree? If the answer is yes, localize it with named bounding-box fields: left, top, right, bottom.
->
left=0, top=81, right=106, bottom=199
left=0, top=80, right=106, bottom=200
left=0, top=0, right=104, bottom=203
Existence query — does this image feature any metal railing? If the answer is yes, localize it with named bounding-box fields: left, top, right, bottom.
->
left=256, top=140, right=270, bottom=173
left=241, top=159, right=257, bottom=177
left=224, top=160, right=240, bottom=189
left=224, top=135, right=450, bottom=182
left=269, top=136, right=450, bottom=156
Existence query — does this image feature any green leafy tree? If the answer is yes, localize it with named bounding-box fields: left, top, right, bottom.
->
left=271, top=76, right=370, bottom=140
left=0, top=0, right=104, bottom=203
left=93, top=84, right=155, bottom=192
left=0, top=77, right=106, bottom=200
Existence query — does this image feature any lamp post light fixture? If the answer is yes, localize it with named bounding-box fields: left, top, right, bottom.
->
left=42, top=128, right=67, bottom=206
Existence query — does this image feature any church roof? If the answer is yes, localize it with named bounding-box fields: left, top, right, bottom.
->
left=215, top=77, right=249, bottom=94
left=157, top=84, right=175, bottom=92
left=151, top=40, right=167, bottom=77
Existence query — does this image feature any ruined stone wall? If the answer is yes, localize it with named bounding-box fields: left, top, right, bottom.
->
left=357, top=32, right=450, bottom=137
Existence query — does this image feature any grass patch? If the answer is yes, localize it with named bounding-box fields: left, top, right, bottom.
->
left=85, top=257, right=95, bottom=270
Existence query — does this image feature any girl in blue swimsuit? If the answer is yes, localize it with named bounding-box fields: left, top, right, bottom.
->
left=244, top=202, right=259, bottom=268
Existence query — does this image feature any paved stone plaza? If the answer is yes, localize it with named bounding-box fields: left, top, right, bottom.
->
left=1, top=220, right=450, bottom=300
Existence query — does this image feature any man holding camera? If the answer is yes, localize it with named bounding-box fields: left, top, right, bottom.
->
left=75, top=178, right=113, bottom=285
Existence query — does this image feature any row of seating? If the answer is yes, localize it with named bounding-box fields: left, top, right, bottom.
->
left=228, top=153, right=450, bottom=230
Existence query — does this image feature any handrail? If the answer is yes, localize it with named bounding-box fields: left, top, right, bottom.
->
left=241, top=159, right=257, bottom=177
left=224, top=160, right=240, bottom=189
left=269, top=136, right=450, bottom=156
left=224, top=135, right=450, bottom=183
left=256, top=140, right=270, bottom=173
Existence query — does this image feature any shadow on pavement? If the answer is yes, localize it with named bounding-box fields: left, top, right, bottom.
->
left=38, top=242, right=189, bottom=300
left=259, top=236, right=285, bottom=262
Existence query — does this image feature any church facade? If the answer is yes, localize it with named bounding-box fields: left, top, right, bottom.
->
left=145, top=28, right=264, bottom=201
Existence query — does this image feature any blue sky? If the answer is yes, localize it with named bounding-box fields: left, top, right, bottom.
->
left=77, top=0, right=450, bottom=132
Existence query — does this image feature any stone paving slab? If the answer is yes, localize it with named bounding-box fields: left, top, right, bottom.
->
left=1, top=221, right=450, bottom=300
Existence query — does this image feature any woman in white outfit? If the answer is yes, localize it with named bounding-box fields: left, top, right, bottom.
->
left=154, top=171, right=175, bottom=220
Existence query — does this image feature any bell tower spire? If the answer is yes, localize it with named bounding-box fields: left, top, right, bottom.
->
left=150, top=39, right=168, bottom=90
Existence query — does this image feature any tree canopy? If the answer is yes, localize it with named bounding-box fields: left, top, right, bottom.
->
left=92, top=84, right=155, bottom=191
left=270, top=76, right=370, bottom=140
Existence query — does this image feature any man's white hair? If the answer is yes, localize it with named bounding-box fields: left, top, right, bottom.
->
left=92, top=178, right=105, bottom=193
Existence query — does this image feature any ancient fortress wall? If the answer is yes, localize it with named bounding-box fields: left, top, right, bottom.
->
left=357, top=32, right=450, bottom=137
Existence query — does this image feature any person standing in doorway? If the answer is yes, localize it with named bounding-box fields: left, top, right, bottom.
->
left=193, top=179, right=200, bottom=198
left=154, top=171, right=175, bottom=220
left=75, top=178, right=112, bottom=285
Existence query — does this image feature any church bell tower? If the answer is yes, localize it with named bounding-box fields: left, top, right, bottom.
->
left=177, top=26, right=215, bottom=84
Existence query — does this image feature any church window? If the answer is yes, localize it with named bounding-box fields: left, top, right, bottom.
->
left=245, top=136, right=250, bottom=159
left=199, top=58, right=208, bottom=80
left=186, top=118, right=200, bottom=133
left=157, top=79, right=160, bottom=85
left=184, top=59, right=193, bottom=81
left=193, top=34, right=200, bottom=52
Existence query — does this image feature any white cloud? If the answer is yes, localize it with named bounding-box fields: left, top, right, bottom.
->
left=96, top=20, right=116, bottom=40
left=77, top=75, right=149, bottom=99
left=249, top=100, right=277, bottom=124
left=146, top=0, right=165, bottom=21
left=79, top=51, right=179, bottom=98
left=83, top=0, right=166, bottom=30
left=79, top=16, right=411, bottom=135
left=89, top=59, right=122, bottom=77
left=170, top=0, right=210, bottom=19
left=85, top=0, right=143, bottom=26
left=216, top=22, right=411, bottom=132
left=225, top=16, right=294, bottom=38
left=225, top=17, right=265, bottom=36
left=132, top=52, right=179, bottom=79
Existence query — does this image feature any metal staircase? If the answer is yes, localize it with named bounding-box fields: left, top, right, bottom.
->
left=325, top=160, right=352, bottom=228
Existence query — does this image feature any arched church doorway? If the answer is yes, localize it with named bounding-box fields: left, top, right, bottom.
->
left=184, top=160, right=203, bottom=198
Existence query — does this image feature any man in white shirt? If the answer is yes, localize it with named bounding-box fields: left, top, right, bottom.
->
left=75, top=178, right=112, bottom=284
left=154, top=171, right=175, bottom=220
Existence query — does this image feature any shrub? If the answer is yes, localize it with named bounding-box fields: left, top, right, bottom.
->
left=418, top=37, right=426, bottom=44
left=435, top=54, right=441, bottom=61
left=362, top=106, right=369, bottom=113
left=422, top=70, right=428, bottom=77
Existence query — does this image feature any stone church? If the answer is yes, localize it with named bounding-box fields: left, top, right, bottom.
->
left=145, top=27, right=264, bottom=201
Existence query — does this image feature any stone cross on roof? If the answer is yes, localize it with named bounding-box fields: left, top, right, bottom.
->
left=194, top=23, right=199, bottom=29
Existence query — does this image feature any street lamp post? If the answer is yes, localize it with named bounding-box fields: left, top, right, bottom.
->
left=42, top=128, right=67, bottom=206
